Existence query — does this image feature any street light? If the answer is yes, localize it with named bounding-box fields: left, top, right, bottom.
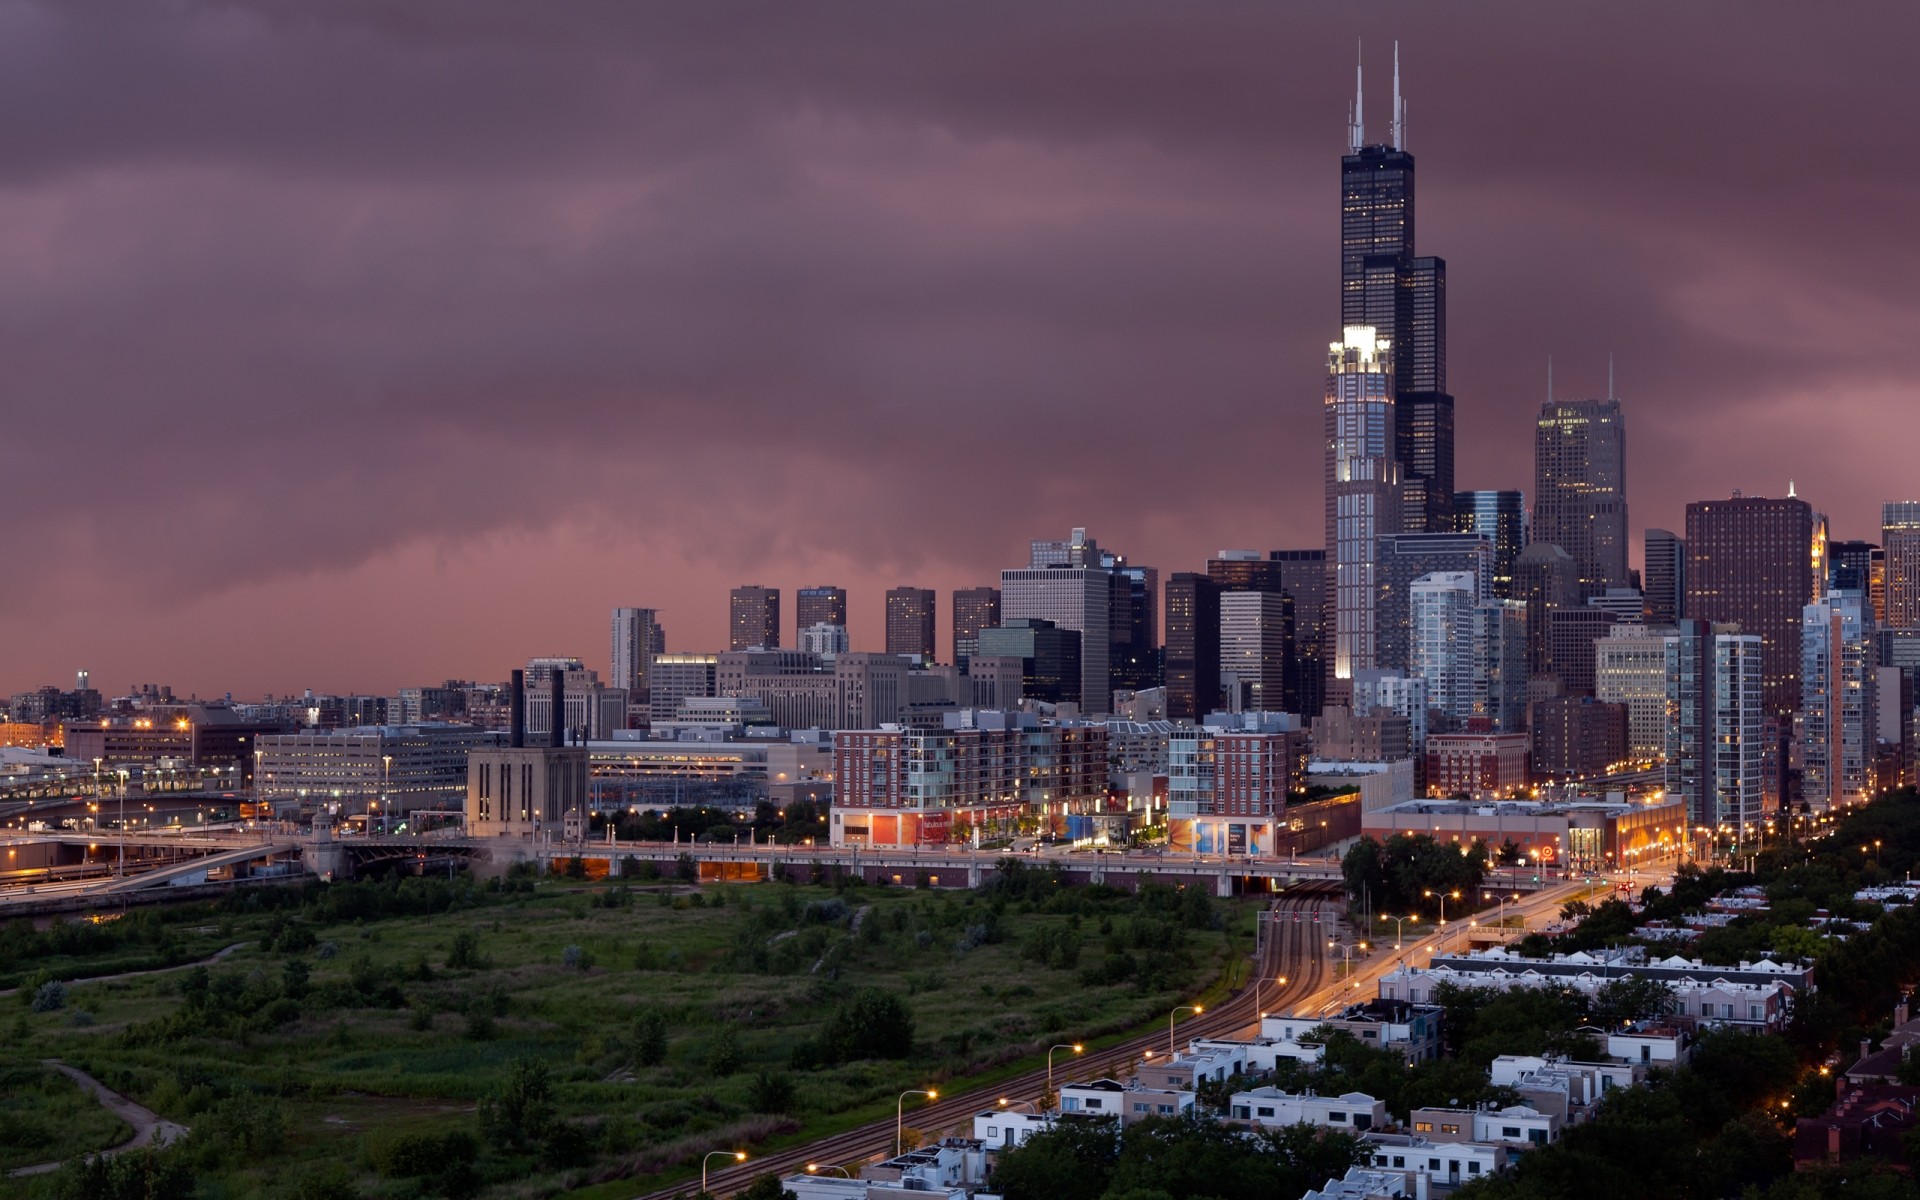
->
left=806, top=1164, right=852, bottom=1177
left=1169, top=1005, right=1201, bottom=1059
left=1377, top=913, right=1416, bottom=950
left=1423, top=889, right=1460, bottom=941
left=897, top=1088, right=937, bottom=1156
left=997, top=1098, right=1041, bottom=1114
left=1258, top=974, right=1288, bottom=1020
left=1047, top=1043, right=1083, bottom=1099
left=701, top=1150, right=746, bottom=1194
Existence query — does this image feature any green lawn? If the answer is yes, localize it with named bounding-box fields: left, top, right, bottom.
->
left=0, top=869, right=1251, bottom=1198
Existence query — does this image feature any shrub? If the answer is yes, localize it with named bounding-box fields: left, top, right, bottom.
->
left=707, top=1025, right=742, bottom=1076
left=749, top=1069, right=796, bottom=1114
left=31, top=981, right=66, bottom=1013
left=446, top=928, right=485, bottom=970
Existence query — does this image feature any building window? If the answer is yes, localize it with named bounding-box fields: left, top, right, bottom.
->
left=1414, top=1122, right=1433, bottom=1132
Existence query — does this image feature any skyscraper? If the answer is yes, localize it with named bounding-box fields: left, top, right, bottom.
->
left=1802, top=590, right=1877, bottom=811
left=1410, top=572, right=1477, bottom=730
left=951, top=587, right=1002, bottom=665
left=796, top=586, right=848, bottom=637
left=1452, top=490, right=1526, bottom=599
left=728, top=586, right=781, bottom=651
left=1684, top=494, right=1814, bottom=716
left=1324, top=325, right=1401, bottom=706
left=1269, top=550, right=1328, bottom=716
left=1533, top=397, right=1629, bottom=599
left=1373, top=531, right=1493, bottom=672
left=1164, top=573, right=1222, bottom=723
left=1665, top=620, right=1764, bottom=833
left=1340, top=49, right=1452, bottom=534
left=610, top=607, right=663, bottom=697
left=1002, top=528, right=1115, bottom=714
left=1104, top=556, right=1161, bottom=695
left=1512, top=542, right=1579, bottom=680
left=1207, top=552, right=1294, bottom=714
left=1884, top=502, right=1920, bottom=629
left=1219, top=591, right=1293, bottom=713
left=884, top=587, right=937, bottom=664
left=1643, top=529, right=1685, bottom=625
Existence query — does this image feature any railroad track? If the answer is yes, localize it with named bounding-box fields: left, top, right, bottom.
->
left=635, top=883, right=1345, bottom=1199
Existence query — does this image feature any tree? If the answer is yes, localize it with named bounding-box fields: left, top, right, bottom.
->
left=479, top=1056, right=555, bottom=1149
left=817, top=988, right=914, bottom=1063
left=706, top=1025, right=742, bottom=1076
left=736, top=1175, right=797, bottom=1200
left=632, top=1009, right=670, bottom=1067
left=990, top=1116, right=1121, bottom=1200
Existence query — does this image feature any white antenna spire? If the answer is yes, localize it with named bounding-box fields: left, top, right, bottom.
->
left=1349, top=40, right=1365, bottom=153
left=1788, top=479, right=1798, bottom=498
left=1392, top=42, right=1404, bottom=149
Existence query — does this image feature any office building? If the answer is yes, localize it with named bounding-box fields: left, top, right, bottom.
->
left=976, top=619, right=1083, bottom=707
left=884, top=586, right=937, bottom=664
left=1165, top=573, right=1222, bottom=722
left=1219, top=591, right=1293, bottom=713
left=522, top=659, right=628, bottom=741
left=1453, top=490, right=1527, bottom=598
left=1002, top=528, right=1115, bottom=714
left=1684, top=494, right=1815, bottom=716
left=1352, top=670, right=1429, bottom=756
left=1595, top=625, right=1671, bottom=761
left=1476, top=600, right=1531, bottom=733
left=1665, top=621, right=1764, bottom=833
left=1341, top=62, right=1453, bottom=534
left=1425, top=731, right=1531, bottom=799
left=798, top=622, right=849, bottom=661
left=1106, top=558, right=1161, bottom=695
left=1513, top=543, right=1580, bottom=680
left=1829, top=540, right=1880, bottom=599
left=729, top=585, right=781, bottom=651
left=795, top=586, right=848, bottom=636
left=1546, top=607, right=1622, bottom=697
left=647, top=654, right=718, bottom=725
left=952, top=586, right=1001, bottom=665
left=610, top=607, right=664, bottom=697
left=1886, top=503, right=1920, bottom=629
left=1643, top=529, right=1685, bottom=624
left=1270, top=549, right=1330, bottom=716
left=1802, top=591, right=1878, bottom=812
left=257, top=724, right=501, bottom=814
left=1375, top=532, right=1492, bottom=672
left=1324, top=325, right=1402, bottom=705
left=1533, top=397, right=1629, bottom=599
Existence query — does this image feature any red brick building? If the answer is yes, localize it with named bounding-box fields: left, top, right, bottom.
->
left=1425, top=731, right=1530, bottom=799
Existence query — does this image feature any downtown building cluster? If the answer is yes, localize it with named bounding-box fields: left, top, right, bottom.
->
left=6, top=62, right=1919, bottom=862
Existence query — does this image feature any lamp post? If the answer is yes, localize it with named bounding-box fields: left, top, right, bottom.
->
left=806, top=1164, right=852, bottom=1177
left=897, top=1088, right=937, bottom=1156
left=1047, top=1043, right=1083, bottom=1100
left=701, top=1150, right=745, bottom=1194
left=1377, top=913, right=1416, bottom=951
left=1423, top=889, right=1459, bottom=950
left=1257, top=974, right=1288, bottom=1021
left=1169, top=1005, right=1202, bottom=1059
left=116, top=768, right=128, bottom=879
left=997, top=1098, right=1040, bottom=1114
left=381, top=753, right=392, bottom=834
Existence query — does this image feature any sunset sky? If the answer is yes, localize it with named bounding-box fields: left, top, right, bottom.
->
left=2, top=2, right=1915, bottom=698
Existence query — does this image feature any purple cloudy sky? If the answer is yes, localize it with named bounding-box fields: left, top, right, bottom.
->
left=2, top=2, right=1915, bottom=698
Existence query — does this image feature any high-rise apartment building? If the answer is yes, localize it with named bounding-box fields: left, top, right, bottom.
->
left=1802, top=590, right=1878, bottom=812
left=1219, top=591, right=1293, bottom=714
left=1165, top=574, right=1222, bottom=723
left=1533, top=397, right=1629, bottom=599
left=1643, top=529, right=1685, bottom=625
left=1374, top=531, right=1492, bottom=672
left=1340, top=57, right=1452, bottom=534
left=1452, top=490, right=1526, bottom=598
left=952, top=587, right=1002, bottom=666
left=1665, top=621, right=1764, bottom=833
left=884, top=587, right=937, bottom=664
left=729, top=585, right=781, bottom=651
left=1684, top=494, right=1815, bottom=716
left=796, top=586, right=849, bottom=637
left=1206, top=552, right=1294, bottom=715
left=1884, top=502, right=1920, bottom=629
left=1324, top=325, right=1401, bottom=705
left=610, top=607, right=664, bottom=697
left=1410, top=572, right=1478, bottom=730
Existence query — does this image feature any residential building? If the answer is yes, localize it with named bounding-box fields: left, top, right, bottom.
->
left=1453, top=489, right=1527, bottom=599
left=951, top=586, right=1001, bottom=665
left=1595, top=625, right=1671, bottom=760
left=1375, top=532, right=1493, bottom=672
left=1262, top=999, right=1444, bottom=1062
left=1411, top=572, right=1478, bottom=729
left=795, top=585, right=848, bottom=636
left=1886, top=502, right=1920, bottom=629
left=1530, top=696, right=1628, bottom=781
left=1802, top=590, right=1878, bottom=811
left=1793, top=1082, right=1920, bottom=1174
left=1408, top=1104, right=1559, bottom=1148
left=1167, top=718, right=1310, bottom=856
left=1363, top=1133, right=1505, bottom=1191
left=1546, top=606, right=1622, bottom=696
left=609, top=607, right=664, bottom=697
left=1685, top=494, right=1815, bottom=716
left=1270, top=549, right=1330, bottom=717
left=1533, top=397, right=1629, bottom=599
left=1060, top=1078, right=1192, bottom=1125
left=522, top=659, right=627, bottom=741
left=1512, top=543, right=1580, bottom=680
left=1325, top=326, right=1403, bottom=708
left=885, top=587, right=938, bottom=665
left=1229, top=1087, right=1385, bottom=1132
left=1665, top=621, right=1765, bottom=833
left=1219, top=591, right=1293, bottom=713
left=729, top=585, right=781, bottom=651
left=1314, top=706, right=1413, bottom=765
left=799, top=622, right=850, bottom=661
left=1351, top=670, right=1429, bottom=756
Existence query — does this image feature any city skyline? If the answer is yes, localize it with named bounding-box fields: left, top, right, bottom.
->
left=3, top=4, right=1918, bottom=695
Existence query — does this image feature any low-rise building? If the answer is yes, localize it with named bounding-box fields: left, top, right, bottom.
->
left=1363, top=1131, right=1506, bottom=1192
left=1137, top=1044, right=1245, bottom=1091
left=971, top=1107, right=1051, bottom=1151
left=1362, top=796, right=1689, bottom=877
left=1424, top=730, right=1530, bottom=799
left=1792, top=1082, right=1920, bottom=1174
left=1189, top=1035, right=1325, bottom=1073
left=1487, top=1056, right=1642, bottom=1124
left=1607, top=1024, right=1691, bottom=1067
left=1059, top=1078, right=1190, bottom=1125
left=785, top=1139, right=989, bottom=1200
left=1227, top=1087, right=1385, bottom=1132
left=1300, top=1166, right=1411, bottom=1200
left=1261, top=999, right=1444, bottom=1063
left=1410, top=1104, right=1559, bottom=1149
left=256, top=724, right=501, bottom=814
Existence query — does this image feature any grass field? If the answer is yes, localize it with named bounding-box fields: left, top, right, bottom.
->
left=0, top=1059, right=131, bottom=1173
left=0, top=868, right=1253, bottom=1198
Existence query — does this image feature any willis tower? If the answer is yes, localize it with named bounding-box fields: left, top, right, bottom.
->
left=1340, top=45, right=1452, bottom=534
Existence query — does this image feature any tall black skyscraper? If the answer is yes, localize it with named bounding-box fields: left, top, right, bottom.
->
left=1341, top=46, right=1452, bottom=534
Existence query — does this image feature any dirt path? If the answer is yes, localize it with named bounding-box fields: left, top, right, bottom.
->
left=0, top=941, right=248, bottom=998
left=6, top=1061, right=188, bottom=1177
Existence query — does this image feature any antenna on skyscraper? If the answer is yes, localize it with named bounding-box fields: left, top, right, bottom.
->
left=1392, top=42, right=1404, bottom=149
left=1349, top=40, right=1365, bottom=153
left=1607, top=352, right=1615, bottom=401
left=1547, top=355, right=1554, bottom=402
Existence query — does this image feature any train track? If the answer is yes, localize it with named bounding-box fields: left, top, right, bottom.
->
left=635, top=883, right=1345, bottom=1199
